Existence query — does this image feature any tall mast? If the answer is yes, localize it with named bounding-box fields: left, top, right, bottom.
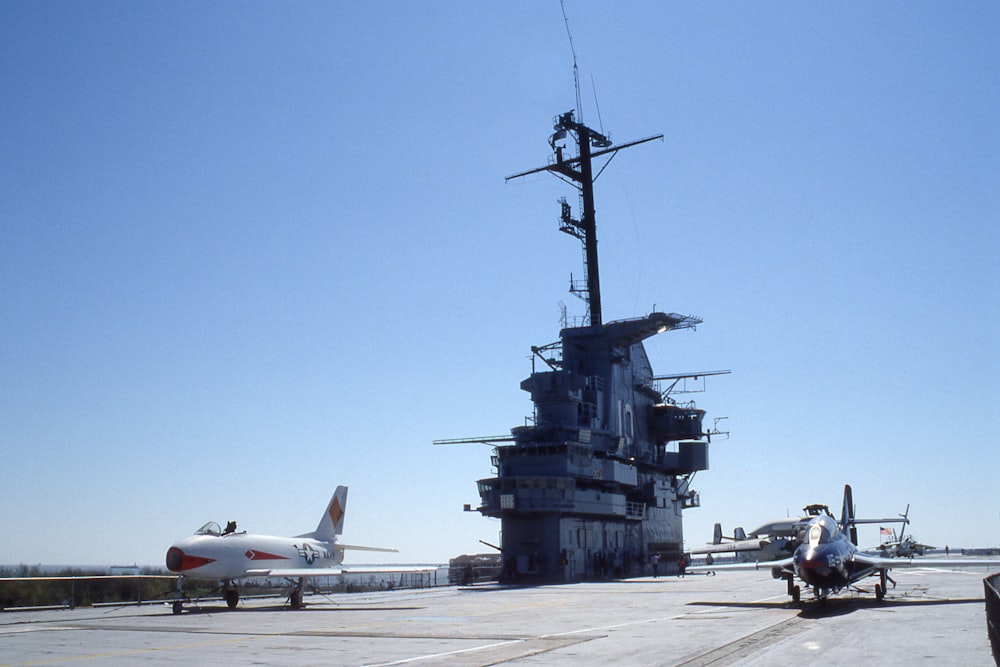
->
left=507, top=111, right=662, bottom=327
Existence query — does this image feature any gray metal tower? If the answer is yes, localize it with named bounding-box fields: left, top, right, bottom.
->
left=439, top=111, right=722, bottom=583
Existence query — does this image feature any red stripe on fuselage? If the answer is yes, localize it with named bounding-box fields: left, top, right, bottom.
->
left=245, top=550, right=289, bottom=561
left=166, top=547, right=216, bottom=572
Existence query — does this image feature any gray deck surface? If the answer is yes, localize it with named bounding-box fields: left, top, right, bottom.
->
left=1, top=561, right=995, bottom=666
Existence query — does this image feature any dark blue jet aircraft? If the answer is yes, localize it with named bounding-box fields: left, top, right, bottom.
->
left=692, top=484, right=1000, bottom=603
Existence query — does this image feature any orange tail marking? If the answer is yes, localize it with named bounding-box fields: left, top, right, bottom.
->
left=329, top=497, right=345, bottom=527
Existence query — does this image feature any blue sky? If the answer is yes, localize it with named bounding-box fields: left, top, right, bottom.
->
left=2, top=2, right=997, bottom=566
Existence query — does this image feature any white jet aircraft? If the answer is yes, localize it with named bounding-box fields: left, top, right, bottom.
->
left=165, top=486, right=432, bottom=613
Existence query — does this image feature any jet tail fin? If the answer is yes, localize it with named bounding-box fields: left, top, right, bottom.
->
left=297, top=486, right=348, bottom=541
left=841, top=484, right=858, bottom=545
left=837, top=484, right=910, bottom=546
left=713, top=523, right=723, bottom=545
left=898, top=503, right=910, bottom=541
left=734, top=527, right=747, bottom=541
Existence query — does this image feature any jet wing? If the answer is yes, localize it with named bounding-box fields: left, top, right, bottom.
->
left=335, top=543, right=399, bottom=553
left=687, top=557, right=794, bottom=573
left=690, top=539, right=768, bottom=555
left=850, top=554, right=1000, bottom=571
left=245, top=568, right=344, bottom=578
left=342, top=566, right=439, bottom=574
left=0, top=575, right=178, bottom=582
left=243, top=566, right=438, bottom=578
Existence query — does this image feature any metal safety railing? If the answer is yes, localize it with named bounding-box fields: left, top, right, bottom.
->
left=985, top=573, right=1000, bottom=665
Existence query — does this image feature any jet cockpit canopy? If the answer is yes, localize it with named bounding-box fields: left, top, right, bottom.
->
left=807, top=515, right=839, bottom=546
left=196, top=521, right=222, bottom=536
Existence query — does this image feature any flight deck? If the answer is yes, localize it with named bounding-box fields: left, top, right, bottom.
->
left=1, top=561, right=994, bottom=666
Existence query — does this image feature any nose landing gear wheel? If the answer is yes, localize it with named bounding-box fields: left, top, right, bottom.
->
left=224, top=589, right=239, bottom=609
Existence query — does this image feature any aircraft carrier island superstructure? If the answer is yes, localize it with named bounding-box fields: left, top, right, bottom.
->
left=439, top=111, right=724, bottom=584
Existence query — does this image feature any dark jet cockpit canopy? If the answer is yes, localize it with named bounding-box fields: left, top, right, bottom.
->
left=807, top=514, right=839, bottom=546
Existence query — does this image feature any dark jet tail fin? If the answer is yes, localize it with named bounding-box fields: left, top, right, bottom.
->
left=841, top=484, right=858, bottom=544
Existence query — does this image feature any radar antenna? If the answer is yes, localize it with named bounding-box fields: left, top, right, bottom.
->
left=560, top=0, right=583, bottom=122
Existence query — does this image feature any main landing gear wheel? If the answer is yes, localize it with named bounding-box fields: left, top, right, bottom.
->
left=172, top=600, right=183, bottom=615
left=784, top=574, right=800, bottom=603
left=224, top=589, right=239, bottom=609
left=289, top=578, right=305, bottom=610
left=876, top=568, right=888, bottom=602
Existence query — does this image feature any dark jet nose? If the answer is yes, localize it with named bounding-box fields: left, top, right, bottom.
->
left=166, top=547, right=184, bottom=572
left=799, top=556, right=832, bottom=579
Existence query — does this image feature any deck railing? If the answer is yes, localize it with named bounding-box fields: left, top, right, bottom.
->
left=985, top=573, right=1000, bottom=665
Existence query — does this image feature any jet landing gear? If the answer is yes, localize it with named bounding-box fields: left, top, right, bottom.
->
left=171, top=576, right=186, bottom=615
left=874, top=568, right=895, bottom=602
left=223, top=583, right=240, bottom=609
left=813, top=588, right=831, bottom=608
left=783, top=573, right=801, bottom=603
left=288, top=578, right=305, bottom=610
left=167, top=577, right=241, bottom=614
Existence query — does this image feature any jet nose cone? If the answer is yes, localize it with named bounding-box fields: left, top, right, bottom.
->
left=165, top=546, right=186, bottom=572
left=798, top=555, right=831, bottom=578
left=794, top=545, right=844, bottom=588
left=166, top=546, right=216, bottom=572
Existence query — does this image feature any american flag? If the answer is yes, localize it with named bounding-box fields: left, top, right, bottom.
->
left=880, top=527, right=893, bottom=536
